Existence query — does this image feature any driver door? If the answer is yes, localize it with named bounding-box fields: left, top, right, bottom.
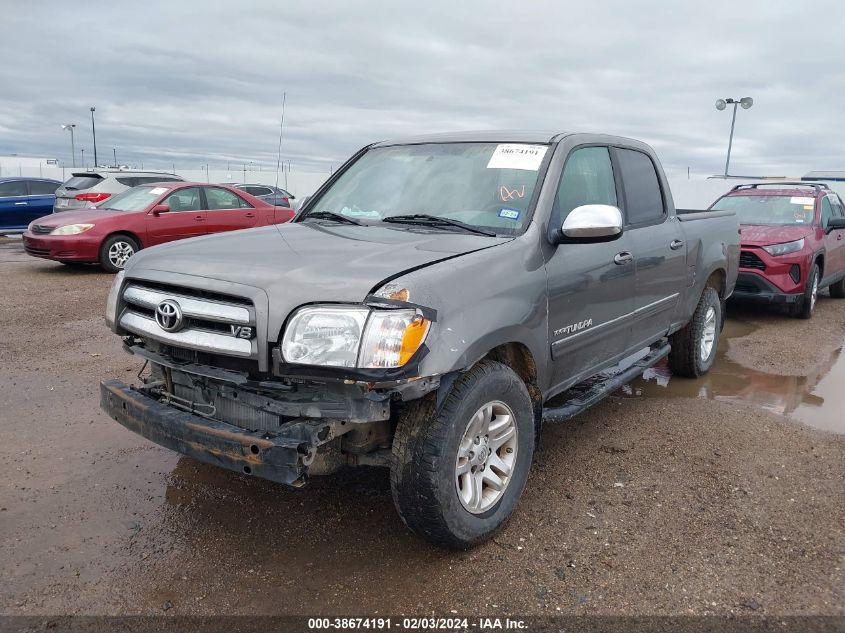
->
left=544, top=146, right=636, bottom=392
left=145, top=187, right=207, bottom=246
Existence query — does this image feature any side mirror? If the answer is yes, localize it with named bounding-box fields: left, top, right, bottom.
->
left=559, top=204, right=624, bottom=243
left=826, top=217, right=845, bottom=232
left=293, top=196, right=310, bottom=212
left=151, top=204, right=171, bottom=216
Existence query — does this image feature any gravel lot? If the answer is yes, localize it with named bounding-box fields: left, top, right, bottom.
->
left=1, top=237, right=843, bottom=617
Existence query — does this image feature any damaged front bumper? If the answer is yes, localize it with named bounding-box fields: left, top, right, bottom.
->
left=100, top=379, right=337, bottom=486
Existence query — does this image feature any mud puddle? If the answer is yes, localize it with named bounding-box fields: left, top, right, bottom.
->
left=621, top=319, right=845, bottom=434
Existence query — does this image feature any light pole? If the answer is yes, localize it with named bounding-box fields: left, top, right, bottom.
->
left=715, top=97, right=753, bottom=177
left=113, top=148, right=117, bottom=168
left=61, top=124, right=76, bottom=167
left=90, top=107, right=98, bottom=167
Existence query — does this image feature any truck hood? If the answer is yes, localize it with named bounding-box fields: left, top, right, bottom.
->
left=126, top=221, right=511, bottom=318
left=740, top=224, right=812, bottom=247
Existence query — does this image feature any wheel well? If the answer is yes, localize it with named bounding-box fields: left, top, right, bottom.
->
left=815, top=253, right=825, bottom=278
left=102, top=231, right=143, bottom=252
left=706, top=269, right=726, bottom=298
left=481, top=343, right=540, bottom=404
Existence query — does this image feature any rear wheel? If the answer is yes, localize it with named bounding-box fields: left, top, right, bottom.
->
left=390, top=361, right=535, bottom=549
left=99, top=234, right=139, bottom=273
left=790, top=263, right=819, bottom=319
left=668, top=286, right=721, bottom=378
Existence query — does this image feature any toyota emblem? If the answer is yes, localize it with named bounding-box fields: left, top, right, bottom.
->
left=155, top=299, right=184, bottom=332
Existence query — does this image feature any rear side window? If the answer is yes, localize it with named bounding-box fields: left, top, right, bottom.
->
left=0, top=180, right=27, bottom=196
left=552, top=147, right=617, bottom=227
left=242, top=185, right=273, bottom=196
left=64, top=175, right=103, bottom=190
left=28, top=180, right=60, bottom=195
left=205, top=187, right=252, bottom=209
left=615, top=148, right=665, bottom=225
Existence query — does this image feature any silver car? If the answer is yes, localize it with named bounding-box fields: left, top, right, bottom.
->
left=53, top=170, right=184, bottom=212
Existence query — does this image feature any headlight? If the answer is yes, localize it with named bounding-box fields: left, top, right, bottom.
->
left=104, top=271, right=125, bottom=331
left=281, top=305, right=430, bottom=369
left=762, top=238, right=804, bottom=256
left=51, top=223, right=94, bottom=235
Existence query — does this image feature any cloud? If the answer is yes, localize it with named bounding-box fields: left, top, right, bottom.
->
left=1, top=0, right=842, bottom=178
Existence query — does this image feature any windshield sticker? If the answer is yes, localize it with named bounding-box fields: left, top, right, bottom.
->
left=498, top=208, right=521, bottom=220
left=790, top=196, right=814, bottom=206
left=500, top=185, right=526, bottom=202
left=150, top=187, right=167, bottom=195
left=487, top=144, right=548, bottom=171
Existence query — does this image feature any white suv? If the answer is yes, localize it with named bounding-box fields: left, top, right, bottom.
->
left=53, top=170, right=184, bottom=212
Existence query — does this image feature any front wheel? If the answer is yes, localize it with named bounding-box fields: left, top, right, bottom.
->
left=99, top=234, right=140, bottom=273
left=390, top=361, right=535, bottom=549
left=790, top=263, right=819, bottom=319
left=668, top=286, right=722, bottom=378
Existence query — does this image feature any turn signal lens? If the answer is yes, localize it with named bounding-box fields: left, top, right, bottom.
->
left=358, top=310, right=430, bottom=369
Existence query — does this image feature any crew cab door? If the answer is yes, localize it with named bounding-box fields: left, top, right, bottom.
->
left=145, top=187, right=207, bottom=246
left=202, top=186, right=259, bottom=233
left=613, top=147, right=686, bottom=348
left=545, top=146, right=636, bottom=390
left=25, top=180, right=60, bottom=222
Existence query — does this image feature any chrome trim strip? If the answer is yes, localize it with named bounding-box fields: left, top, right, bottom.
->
left=120, top=311, right=254, bottom=357
left=552, top=293, right=680, bottom=349
left=123, top=285, right=251, bottom=325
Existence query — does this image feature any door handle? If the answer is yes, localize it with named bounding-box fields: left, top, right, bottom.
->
left=614, top=251, right=634, bottom=265
left=670, top=239, right=685, bottom=250
left=14, top=201, right=27, bottom=206
left=244, top=213, right=256, bottom=218
left=194, top=215, right=205, bottom=221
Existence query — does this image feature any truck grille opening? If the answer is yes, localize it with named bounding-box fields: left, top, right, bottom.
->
left=739, top=251, right=766, bottom=271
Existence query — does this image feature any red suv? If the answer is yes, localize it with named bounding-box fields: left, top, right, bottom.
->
left=22, top=182, right=295, bottom=272
left=710, top=182, right=845, bottom=318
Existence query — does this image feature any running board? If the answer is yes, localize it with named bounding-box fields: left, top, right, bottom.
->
left=542, top=341, right=671, bottom=424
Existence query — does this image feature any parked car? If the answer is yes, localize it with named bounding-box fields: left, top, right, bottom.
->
left=230, top=183, right=294, bottom=207
left=710, top=182, right=845, bottom=318
left=53, top=170, right=184, bottom=212
left=100, top=131, right=739, bottom=548
left=23, top=182, right=294, bottom=272
left=0, top=177, right=62, bottom=233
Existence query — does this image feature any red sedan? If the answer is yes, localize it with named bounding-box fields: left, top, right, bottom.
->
left=22, top=182, right=295, bottom=272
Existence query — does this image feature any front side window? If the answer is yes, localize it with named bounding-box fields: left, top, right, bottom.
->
left=164, top=187, right=202, bottom=212
left=552, top=146, right=617, bottom=227
left=205, top=187, right=251, bottom=209
left=301, top=142, right=550, bottom=234
left=712, top=194, right=816, bottom=225
left=616, top=148, right=664, bottom=225
left=821, top=197, right=833, bottom=228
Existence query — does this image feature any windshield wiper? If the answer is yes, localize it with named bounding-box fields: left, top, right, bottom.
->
left=382, top=214, right=496, bottom=237
left=303, top=210, right=363, bottom=225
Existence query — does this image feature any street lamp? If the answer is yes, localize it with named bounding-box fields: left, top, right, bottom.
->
left=90, top=107, right=98, bottom=167
left=81, top=148, right=85, bottom=167
left=61, top=124, right=76, bottom=167
left=715, top=96, right=753, bottom=177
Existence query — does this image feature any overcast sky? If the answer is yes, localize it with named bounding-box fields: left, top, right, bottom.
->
left=1, top=0, right=843, bottom=178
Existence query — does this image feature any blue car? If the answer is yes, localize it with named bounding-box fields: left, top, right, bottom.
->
left=0, top=177, right=62, bottom=233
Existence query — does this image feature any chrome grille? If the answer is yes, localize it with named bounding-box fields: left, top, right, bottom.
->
left=119, top=282, right=257, bottom=359
left=30, top=225, right=53, bottom=235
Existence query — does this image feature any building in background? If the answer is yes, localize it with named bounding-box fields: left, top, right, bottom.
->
left=0, top=155, right=60, bottom=177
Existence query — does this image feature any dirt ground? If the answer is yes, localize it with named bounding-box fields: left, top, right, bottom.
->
left=1, top=237, right=843, bottom=617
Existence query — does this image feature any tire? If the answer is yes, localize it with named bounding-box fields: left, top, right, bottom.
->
left=789, top=263, right=819, bottom=319
left=668, top=286, right=721, bottom=378
left=829, top=275, right=845, bottom=299
left=390, top=360, right=535, bottom=549
left=99, top=234, right=140, bottom=273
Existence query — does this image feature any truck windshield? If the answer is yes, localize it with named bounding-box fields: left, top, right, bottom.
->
left=98, top=186, right=165, bottom=211
left=301, top=142, right=550, bottom=234
left=711, top=194, right=816, bottom=225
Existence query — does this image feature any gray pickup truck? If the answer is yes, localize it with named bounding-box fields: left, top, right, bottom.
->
left=101, top=131, right=739, bottom=548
